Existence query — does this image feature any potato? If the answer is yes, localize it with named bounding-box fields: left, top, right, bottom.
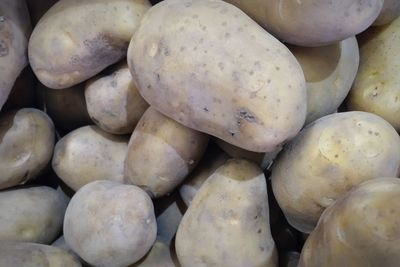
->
left=0, top=0, right=31, bottom=109
left=52, top=125, right=128, bottom=191
left=271, top=111, right=400, bottom=233
left=175, top=159, right=277, bottom=267
left=125, top=107, right=209, bottom=198
left=0, top=241, right=81, bottom=267
left=299, top=178, right=400, bottom=267
left=85, top=62, right=149, bottom=134
left=128, top=0, right=307, bottom=153
left=0, top=108, right=55, bottom=190
left=224, top=0, right=383, bottom=46
left=64, top=180, right=157, bottom=267
left=52, top=236, right=86, bottom=265
left=373, top=0, right=400, bottom=25
left=347, top=17, right=400, bottom=131
left=288, top=37, right=360, bottom=124
left=0, top=186, right=68, bottom=244
left=28, top=0, right=151, bottom=89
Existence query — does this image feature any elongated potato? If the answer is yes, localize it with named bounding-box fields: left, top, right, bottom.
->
left=373, top=0, right=400, bottom=25
left=128, top=0, right=307, bottom=153
left=52, top=125, right=128, bottom=191
left=64, top=180, right=157, bottom=267
left=85, top=62, right=149, bottom=134
left=0, top=108, right=55, bottom=190
left=176, top=159, right=277, bottom=267
left=347, top=17, right=400, bottom=131
left=29, top=0, right=151, bottom=89
left=271, top=111, right=400, bottom=233
left=125, top=107, right=209, bottom=198
left=299, top=178, right=400, bottom=267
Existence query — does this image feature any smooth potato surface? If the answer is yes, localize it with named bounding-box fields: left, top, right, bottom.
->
left=373, top=0, right=400, bottom=25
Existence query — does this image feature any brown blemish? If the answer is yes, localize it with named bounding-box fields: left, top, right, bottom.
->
left=0, top=40, right=8, bottom=57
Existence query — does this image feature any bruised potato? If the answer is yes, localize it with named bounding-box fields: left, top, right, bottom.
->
left=299, top=178, right=400, bottom=267
left=271, top=111, right=400, bottom=233
left=373, top=0, right=400, bottom=25
left=128, top=0, right=307, bottom=153
left=0, top=108, right=55, bottom=190
left=64, top=180, right=157, bottom=267
left=29, top=0, right=151, bottom=89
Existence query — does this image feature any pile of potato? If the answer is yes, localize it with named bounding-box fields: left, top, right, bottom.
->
left=0, top=0, right=399, bottom=266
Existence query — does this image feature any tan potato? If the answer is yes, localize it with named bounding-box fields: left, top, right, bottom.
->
left=288, top=37, right=360, bottom=124
left=224, top=0, right=383, bottom=46
left=52, top=236, right=86, bottom=265
left=28, top=0, right=151, bottom=89
left=299, top=178, right=400, bottom=267
left=125, top=107, right=209, bottom=198
left=373, top=0, right=400, bottom=25
left=0, top=186, right=68, bottom=244
left=347, top=17, right=400, bottom=131
left=85, top=62, right=149, bottom=134
left=0, top=0, right=31, bottom=109
left=52, top=125, right=128, bottom=191
left=271, top=111, right=400, bottom=233
left=0, top=108, right=55, bottom=190
left=128, top=0, right=307, bottom=153
left=175, top=159, right=277, bottom=267
left=64, top=180, right=157, bottom=267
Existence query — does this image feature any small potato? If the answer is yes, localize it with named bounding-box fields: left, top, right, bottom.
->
left=28, top=0, right=151, bottom=89
left=0, top=186, right=68, bottom=244
left=128, top=0, right=307, bottom=153
left=52, top=125, right=128, bottom=191
left=85, top=62, right=149, bottom=134
left=64, top=180, right=157, bottom=267
left=299, top=178, right=400, bottom=267
left=271, top=111, right=400, bottom=233
left=225, top=0, right=383, bottom=46
left=373, top=0, right=400, bottom=25
left=0, top=241, right=81, bottom=267
left=176, top=159, right=277, bottom=267
left=347, top=17, right=400, bottom=131
left=125, top=107, right=209, bottom=198
left=0, top=108, right=55, bottom=190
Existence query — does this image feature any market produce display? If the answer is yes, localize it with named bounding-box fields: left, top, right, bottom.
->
left=0, top=0, right=399, bottom=266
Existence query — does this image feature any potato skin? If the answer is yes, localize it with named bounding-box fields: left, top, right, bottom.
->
left=128, top=0, right=307, bottom=153
left=0, top=108, right=55, bottom=190
left=373, top=0, right=400, bottom=25
left=271, top=111, right=400, bottom=233
left=347, top=17, right=400, bottom=131
left=125, top=107, right=209, bottom=198
left=52, top=125, right=128, bottom=191
left=28, top=0, right=151, bottom=89
left=299, top=178, right=400, bottom=267
left=176, top=159, right=277, bottom=267
left=64, top=180, right=157, bottom=267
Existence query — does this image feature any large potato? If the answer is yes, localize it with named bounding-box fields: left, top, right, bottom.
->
left=85, top=62, right=149, bottom=134
left=64, top=180, right=157, bottom=267
left=0, top=186, right=68, bottom=244
left=0, top=108, right=55, bottom=190
left=0, top=0, right=31, bottom=109
left=271, top=111, right=400, bottom=233
left=52, top=125, right=129, bottom=191
left=176, top=159, right=277, bottom=267
left=224, top=0, right=383, bottom=46
left=28, top=0, right=151, bottom=89
left=125, top=107, right=209, bottom=198
left=299, top=178, right=400, bottom=267
left=128, top=0, right=307, bottom=153
left=347, top=17, right=400, bottom=131
left=373, top=0, right=400, bottom=25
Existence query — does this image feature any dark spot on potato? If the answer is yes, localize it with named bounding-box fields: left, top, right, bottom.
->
left=155, top=73, right=160, bottom=82
left=218, top=62, right=225, bottom=71
left=0, top=40, right=8, bottom=57
left=179, top=26, right=185, bottom=31
left=193, top=46, right=198, bottom=51
left=201, top=25, right=207, bottom=31
left=110, top=80, right=117, bottom=87
left=259, top=246, right=265, bottom=251
left=275, top=66, right=280, bottom=71
left=249, top=71, right=254, bottom=76
left=180, top=46, right=186, bottom=52
left=257, top=229, right=262, bottom=234
left=225, top=32, right=230, bottom=38
left=147, top=84, right=152, bottom=89
left=222, top=21, right=227, bottom=26
left=334, top=154, right=339, bottom=158
left=254, top=215, right=258, bottom=220
left=203, top=107, right=209, bottom=112
left=237, top=109, right=257, bottom=123
left=184, top=2, right=192, bottom=7
left=267, top=79, right=271, bottom=84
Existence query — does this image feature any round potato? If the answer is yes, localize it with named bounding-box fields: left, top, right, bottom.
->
left=176, top=159, right=277, bottom=267
left=373, top=0, right=400, bottom=25
left=64, top=180, right=157, bottom=267
left=52, top=125, right=128, bottom=191
left=225, top=0, right=383, bottom=46
left=299, top=178, right=400, bottom=267
left=128, top=0, right=307, bottom=153
left=271, top=111, right=400, bottom=233
left=125, top=107, right=209, bottom=198
left=28, top=0, right=151, bottom=89
left=347, top=17, right=400, bottom=131
left=0, top=108, right=55, bottom=190
left=85, top=62, right=149, bottom=134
